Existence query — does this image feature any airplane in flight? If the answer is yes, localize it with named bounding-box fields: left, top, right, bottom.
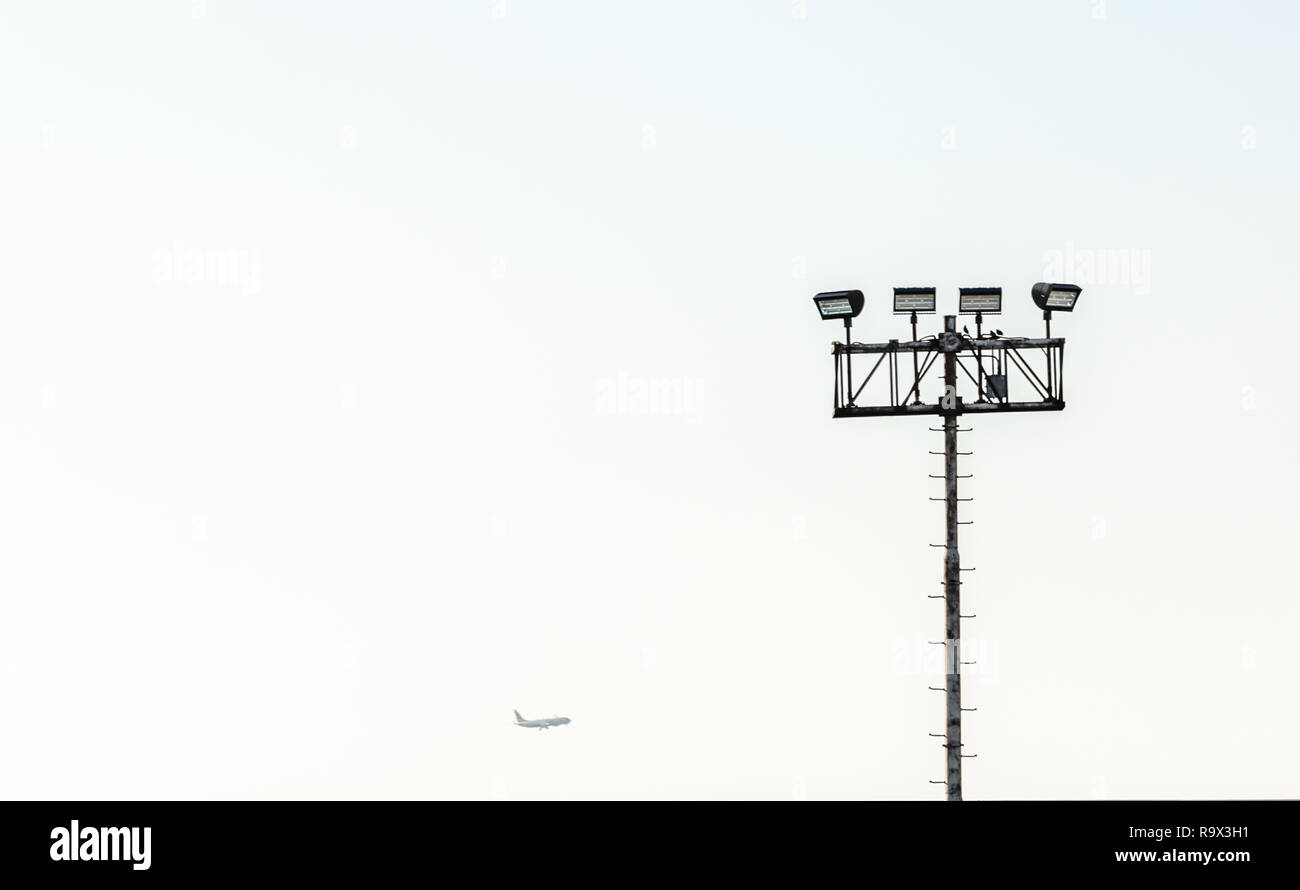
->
left=513, top=709, right=571, bottom=730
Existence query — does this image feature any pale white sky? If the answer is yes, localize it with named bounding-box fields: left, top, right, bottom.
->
left=0, top=1, right=1296, bottom=799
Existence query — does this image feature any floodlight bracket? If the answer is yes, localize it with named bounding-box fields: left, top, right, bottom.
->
left=832, top=333, right=1065, bottom=418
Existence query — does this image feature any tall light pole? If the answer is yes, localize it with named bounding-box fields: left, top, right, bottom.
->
left=813, top=284, right=1080, bottom=801
left=939, top=315, right=965, bottom=801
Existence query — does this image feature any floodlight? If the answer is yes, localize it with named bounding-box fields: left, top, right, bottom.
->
left=893, top=287, right=937, bottom=315
left=1031, top=282, right=1081, bottom=312
left=813, top=290, right=864, bottom=320
left=958, top=287, right=1002, bottom=315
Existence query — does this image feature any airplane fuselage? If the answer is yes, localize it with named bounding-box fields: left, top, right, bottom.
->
left=513, top=713, right=571, bottom=730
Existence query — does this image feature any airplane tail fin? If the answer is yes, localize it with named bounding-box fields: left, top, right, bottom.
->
left=513, top=709, right=524, bottom=722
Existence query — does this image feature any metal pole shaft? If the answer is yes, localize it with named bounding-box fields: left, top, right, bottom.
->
left=911, top=312, right=921, bottom=404
left=1044, top=311, right=1053, bottom=394
left=845, top=318, right=853, bottom=405
left=943, top=347, right=963, bottom=801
